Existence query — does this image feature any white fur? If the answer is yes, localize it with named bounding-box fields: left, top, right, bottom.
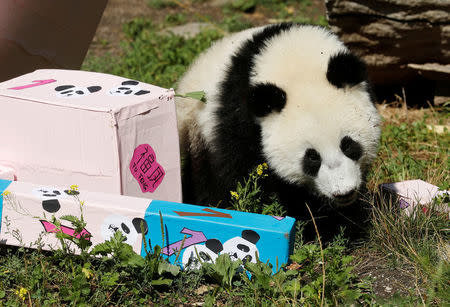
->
left=176, top=27, right=264, bottom=153
left=176, top=25, right=380, bottom=202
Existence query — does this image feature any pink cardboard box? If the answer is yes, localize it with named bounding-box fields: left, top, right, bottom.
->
left=0, top=69, right=181, bottom=202
left=380, top=180, right=449, bottom=217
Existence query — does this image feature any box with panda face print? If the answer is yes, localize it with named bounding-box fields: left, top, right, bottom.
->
left=0, top=179, right=296, bottom=274
left=380, top=180, right=449, bottom=218
left=0, top=69, right=181, bottom=202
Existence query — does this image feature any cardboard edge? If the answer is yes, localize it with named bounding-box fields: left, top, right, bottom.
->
left=0, top=92, right=111, bottom=113
left=0, top=179, right=13, bottom=233
left=110, top=111, right=123, bottom=194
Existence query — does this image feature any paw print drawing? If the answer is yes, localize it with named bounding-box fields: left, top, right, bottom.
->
left=55, top=85, right=102, bottom=98
left=109, top=80, right=150, bottom=96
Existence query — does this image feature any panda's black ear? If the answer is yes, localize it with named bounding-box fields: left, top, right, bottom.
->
left=205, top=239, right=223, bottom=254
left=326, top=52, right=367, bottom=89
left=132, top=218, right=148, bottom=235
left=42, top=199, right=61, bottom=213
left=248, top=83, right=286, bottom=117
left=55, top=85, right=74, bottom=92
left=242, top=230, right=260, bottom=244
left=87, top=86, right=102, bottom=93
left=122, top=80, right=139, bottom=86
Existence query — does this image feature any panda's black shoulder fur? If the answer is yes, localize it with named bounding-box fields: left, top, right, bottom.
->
left=207, top=23, right=296, bottom=202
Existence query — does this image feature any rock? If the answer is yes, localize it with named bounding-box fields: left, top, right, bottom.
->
left=325, top=0, right=450, bottom=88
left=161, top=22, right=214, bottom=39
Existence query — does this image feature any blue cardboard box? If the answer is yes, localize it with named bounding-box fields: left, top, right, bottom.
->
left=0, top=179, right=295, bottom=272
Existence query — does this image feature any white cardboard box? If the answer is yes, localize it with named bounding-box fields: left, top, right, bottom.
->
left=380, top=179, right=449, bottom=217
left=0, top=69, right=181, bottom=202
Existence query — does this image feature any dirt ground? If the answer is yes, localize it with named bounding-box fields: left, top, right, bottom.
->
left=87, top=0, right=435, bottom=301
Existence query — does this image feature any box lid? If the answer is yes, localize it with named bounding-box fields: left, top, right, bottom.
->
left=0, top=69, right=174, bottom=122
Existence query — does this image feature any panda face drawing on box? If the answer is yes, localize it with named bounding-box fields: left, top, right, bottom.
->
left=109, top=80, right=150, bottom=96
left=101, top=214, right=148, bottom=245
left=32, top=187, right=79, bottom=213
left=176, top=23, right=381, bottom=235
left=182, top=238, right=223, bottom=270
left=55, top=85, right=102, bottom=98
left=222, top=230, right=260, bottom=264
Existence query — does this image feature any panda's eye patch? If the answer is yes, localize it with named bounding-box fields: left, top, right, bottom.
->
left=237, top=244, right=250, bottom=253
left=248, top=83, right=286, bottom=117
left=243, top=255, right=252, bottom=264
left=121, top=223, right=130, bottom=234
left=340, top=136, right=363, bottom=161
left=302, top=148, right=322, bottom=177
left=199, top=252, right=212, bottom=261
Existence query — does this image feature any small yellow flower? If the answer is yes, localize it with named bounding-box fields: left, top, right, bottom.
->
left=230, top=191, right=239, bottom=200
left=262, top=163, right=268, bottom=169
left=82, top=267, right=94, bottom=279
left=15, top=287, right=28, bottom=301
left=70, top=185, right=79, bottom=191
left=256, top=164, right=265, bottom=176
left=1, top=190, right=10, bottom=196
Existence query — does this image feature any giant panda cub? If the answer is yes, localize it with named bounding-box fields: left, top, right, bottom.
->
left=176, top=23, right=380, bottom=235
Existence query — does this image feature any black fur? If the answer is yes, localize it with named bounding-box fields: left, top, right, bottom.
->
left=249, top=83, right=287, bottom=117
left=181, top=24, right=375, bottom=242
left=326, top=52, right=367, bottom=89
left=213, top=23, right=294, bottom=202
left=302, top=148, right=322, bottom=177
left=340, top=136, right=363, bottom=161
left=183, top=23, right=295, bottom=205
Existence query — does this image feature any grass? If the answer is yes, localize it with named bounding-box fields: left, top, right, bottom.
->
left=2, top=4, right=450, bottom=306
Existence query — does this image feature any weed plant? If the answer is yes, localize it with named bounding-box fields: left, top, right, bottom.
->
left=366, top=104, right=449, bottom=305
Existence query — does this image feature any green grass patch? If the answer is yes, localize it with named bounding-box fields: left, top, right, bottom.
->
left=83, top=19, right=223, bottom=89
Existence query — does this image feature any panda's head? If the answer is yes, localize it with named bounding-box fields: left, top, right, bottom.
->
left=55, top=85, right=101, bottom=98
left=101, top=214, right=148, bottom=245
left=247, top=25, right=381, bottom=206
left=108, top=80, right=151, bottom=96
left=182, top=238, right=223, bottom=270
left=222, top=230, right=260, bottom=264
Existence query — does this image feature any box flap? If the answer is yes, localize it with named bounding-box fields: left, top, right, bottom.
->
left=0, top=69, right=172, bottom=120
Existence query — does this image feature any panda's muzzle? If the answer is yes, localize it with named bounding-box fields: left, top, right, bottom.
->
left=332, top=189, right=358, bottom=206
